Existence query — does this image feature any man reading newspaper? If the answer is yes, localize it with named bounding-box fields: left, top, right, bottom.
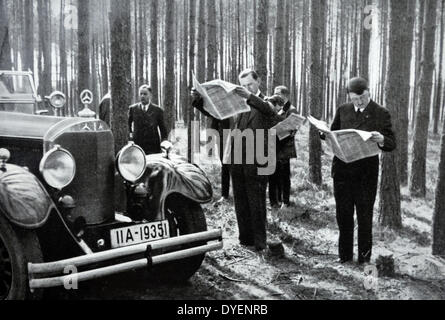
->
left=314, top=77, right=396, bottom=265
left=191, top=69, right=283, bottom=253
left=192, top=74, right=251, bottom=120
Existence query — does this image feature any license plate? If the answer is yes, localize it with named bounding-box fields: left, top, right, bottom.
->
left=110, top=220, right=170, bottom=248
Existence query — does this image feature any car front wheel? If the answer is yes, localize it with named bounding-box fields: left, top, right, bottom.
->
left=0, top=214, right=43, bottom=300
left=146, top=194, right=208, bottom=283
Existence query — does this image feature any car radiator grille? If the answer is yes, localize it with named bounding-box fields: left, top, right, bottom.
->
left=54, top=131, right=115, bottom=225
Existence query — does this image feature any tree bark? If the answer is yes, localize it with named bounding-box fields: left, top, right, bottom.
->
left=309, top=0, right=324, bottom=186
left=77, top=0, right=91, bottom=104
left=206, top=0, right=217, bottom=81
left=433, top=0, right=445, bottom=135
left=379, top=0, right=412, bottom=230
left=110, top=0, right=132, bottom=152
left=150, top=0, right=159, bottom=104
left=255, top=0, right=268, bottom=94
left=359, top=0, right=372, bottom=79
left=272, top=0, right=285, bottom=89
left=410, top=0, right=438, bottom=197
left=399, top=0, right=416, bottom=186
left=37, top=0, right=52, bottom=98
left=164, top=0, right=175, bottom=134
left=187, top=0, right=196, bottom=162
left=433, top=115, right=445, bottom=256
left=0, top=0, right=11, bottom=69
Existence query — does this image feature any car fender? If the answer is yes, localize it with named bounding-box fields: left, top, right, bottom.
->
left=0, top=164, right=55, bottom=229
left=142, top=155, right=213, bottom=219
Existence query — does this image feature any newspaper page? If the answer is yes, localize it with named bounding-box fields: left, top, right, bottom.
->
left=192, top=74, right=250, bottom=120
left=272, top=113, right=307, bottom=140
left=307, top=115, right=381, bottom=163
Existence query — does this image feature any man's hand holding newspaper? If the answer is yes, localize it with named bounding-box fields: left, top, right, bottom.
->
left=192, top=74, right=251, bottom=120
left=307, top=115, right=381, bottom=163
left=272, top=113, right=307, bottom=140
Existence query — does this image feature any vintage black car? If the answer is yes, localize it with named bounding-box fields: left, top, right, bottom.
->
left=0, top=71, right=222, bottom=300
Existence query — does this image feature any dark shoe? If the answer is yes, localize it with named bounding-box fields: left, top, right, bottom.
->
left=270, top=202, right=281, bottom=209
left=358, top=259, right=371, bottom=265
left=240, top=240, right=255, bottom=247
left=337, top=258, right=353, bottom=264
left=254, top=244, right=267, bottom=252
left=280, top=202, right=292, bottom=209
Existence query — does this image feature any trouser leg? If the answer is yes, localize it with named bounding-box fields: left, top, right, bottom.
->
left=334, top=179, right=355, bottom=261
left=221, top=164, right=230, bottom=198
left=268, top=169, right=280, bottom=205
left=355, top=174, right=378, bottom=263
left=230, top=165, right=254, bottom=245
left=281, top=160, right=291, bottom=204
left=244, top=165, right=268, bottom=250
left=219, top=138, right=230, bottom=198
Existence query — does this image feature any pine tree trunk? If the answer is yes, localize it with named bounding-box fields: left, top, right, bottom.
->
left=272, top=0, right=285, bottom=89
left=255, top=0, right=268, bottom=94
left=187, top=0, right=196, bottom=162
left=164, top=0, right=175, bottom=134
left=433, top=0, right=445, bottom=135
left=359, top=0, right=371, bottom=79
left=411, top=0, right=425, bottom=128
left=206, top=0, right=217, bottom=81
left=433, top=117, right=445, bottom=256
left=37, top=0, right=52, bottom=98
left=410, top=0, right=438, bottom=197
left=400, top=0, right=416, bottom=186
left=309, top=0, right=324, bottom=186
left=22, top=0, right=33, bottom=71
left=379, top=0, right=411, bottom=230
left=110, top=0, right=132, bottom=153
left=181, top=0, right=189, bottom=122
left=77, top=0, right=90, bottom=103
left=150, top=0, right=159, bottom=104
left=0, top=0, right=11, bottom=69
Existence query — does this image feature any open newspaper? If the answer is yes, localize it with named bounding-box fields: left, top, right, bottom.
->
left=271, top=113, right=307, bottom=140
left=193, top=73, right=250, bottom=120
left=307, top=115, right=381, bottom=163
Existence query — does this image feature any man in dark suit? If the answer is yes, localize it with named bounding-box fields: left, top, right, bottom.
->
left=320, top=77, right=396, bottom=264
left=268, top=86, right=298, bottom=209
left=192, top=69, right=282, bottom=251
left=128, top=85, right=169, bottom=155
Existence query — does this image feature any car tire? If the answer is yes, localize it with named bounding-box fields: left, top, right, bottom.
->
left=0, top=214, right=43, bottom=300
left=147, top=194, right=208, bottom=283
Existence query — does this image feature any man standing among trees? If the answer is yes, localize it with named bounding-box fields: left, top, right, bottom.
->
left=128, top=85, right=169, bottom=155
left=268, top=85, right=298, bottom=209
left=319, top=77, right=396, bottom=264
left=192, top=69, right=283, bottom=252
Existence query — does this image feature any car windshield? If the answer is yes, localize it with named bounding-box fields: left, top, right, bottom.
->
left=0, top=74, right=35, bottom=98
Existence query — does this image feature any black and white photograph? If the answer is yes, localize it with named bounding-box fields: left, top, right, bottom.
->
left=0, top=0, right=445, bottom=305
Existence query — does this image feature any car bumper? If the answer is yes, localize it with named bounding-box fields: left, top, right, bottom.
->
left=28, top=229, right=223, bottom=290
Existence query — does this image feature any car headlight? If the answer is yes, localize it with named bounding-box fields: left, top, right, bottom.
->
left=46, top=91, right=66, bottom=109
left=39, top=145, right=76, bottom=190
left=116, top=143, right=146, bottom=183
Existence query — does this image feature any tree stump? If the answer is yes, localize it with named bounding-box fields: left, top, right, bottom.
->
left=376, top=255, right=395, bottom=277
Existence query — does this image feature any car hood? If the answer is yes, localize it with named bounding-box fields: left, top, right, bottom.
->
left=0, top=112, right=109, bottom=144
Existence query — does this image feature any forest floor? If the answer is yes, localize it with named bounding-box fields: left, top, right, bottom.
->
left=45, top=124, right=445, bottom=300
